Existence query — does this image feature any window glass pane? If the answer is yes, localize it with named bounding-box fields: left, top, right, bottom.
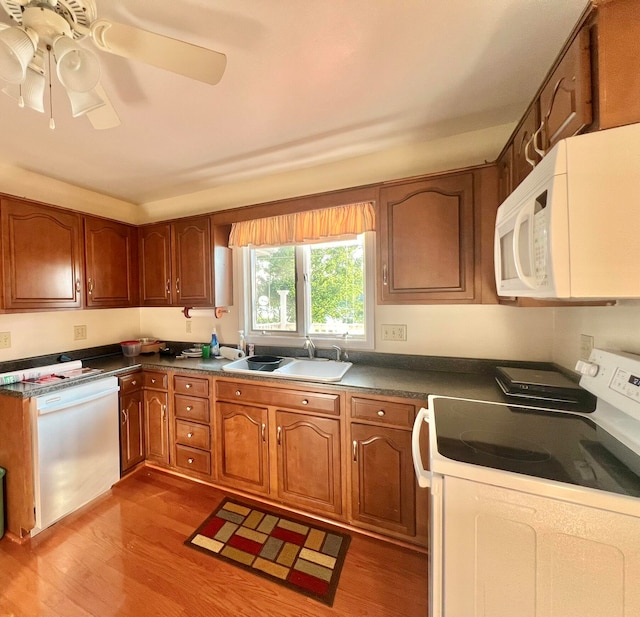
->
left=308, top=236, right=365, bottom=336
left=250, top=246, right=297, bottom=332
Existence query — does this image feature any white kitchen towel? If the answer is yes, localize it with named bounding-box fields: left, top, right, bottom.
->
left=219, top=346, right=245, bottom=361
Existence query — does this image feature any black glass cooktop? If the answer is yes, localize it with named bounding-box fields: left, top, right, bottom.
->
left=433, top=398, right=640, bottom=498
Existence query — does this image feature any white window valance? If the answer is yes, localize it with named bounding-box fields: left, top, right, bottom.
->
left=228, top=202, right=375, bottom=248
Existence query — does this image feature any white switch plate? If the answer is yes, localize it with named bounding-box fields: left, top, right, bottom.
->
left=73, top=325, right=87, bottom=340
left=382, top=324, right=407, bottom=341
left=580, top=334, right=594, bottom=361
left=0, top=331, right=11, bottom=349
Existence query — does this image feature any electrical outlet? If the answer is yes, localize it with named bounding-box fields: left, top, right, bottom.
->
left=382, top=324, right=407, bottom=341
left=186, top=320, right=192, bottom=333
left=580, top=334, right=594, bottom=361
left=73, top=325, right=87, bottom=340
left=0, top=331, right=11, bottom=349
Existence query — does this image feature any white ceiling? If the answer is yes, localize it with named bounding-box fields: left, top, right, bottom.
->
left=0, top=0, right=590, bottom=206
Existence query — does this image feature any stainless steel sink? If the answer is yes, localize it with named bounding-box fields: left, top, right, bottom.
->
left=222, top=357, right=352, bottom=383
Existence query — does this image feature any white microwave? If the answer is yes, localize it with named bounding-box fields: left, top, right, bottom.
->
left=494, top=123, right=640, bottom=300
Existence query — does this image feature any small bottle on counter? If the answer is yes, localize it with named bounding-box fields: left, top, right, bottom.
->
left=210, top=328, right=220, bottom=357
left=238, top=330, right=246, bottom=355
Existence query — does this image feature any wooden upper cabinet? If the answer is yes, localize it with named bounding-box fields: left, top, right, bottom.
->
left=139, top=223, right=172, bottom=306
left=1, top=198, right=83, bottom=310
left=512, top=104, right=541, bottom=190
left=84, top=216, right=138, bottom=308
left=139, top=217, right=232, bottom=307
left=497, top=144, right=513, bottom=205
left=378, top=171, right=475, bottom=303
left=539, top=27, right=592, bottom=152
left=173, top=217, right=212, bottom=306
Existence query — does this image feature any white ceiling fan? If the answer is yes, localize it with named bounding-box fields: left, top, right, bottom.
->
left=0, top=0, right=227, bottom=129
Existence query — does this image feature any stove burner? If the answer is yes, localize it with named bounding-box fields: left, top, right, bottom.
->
left=460, top=429, right=552, bottom=462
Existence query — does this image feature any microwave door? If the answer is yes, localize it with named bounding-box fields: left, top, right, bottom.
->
left=513, top=202, right=537, bottom=289
left=495, top=204, right=536, bottom=293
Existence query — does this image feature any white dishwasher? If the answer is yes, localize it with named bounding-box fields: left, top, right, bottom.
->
left=31, top=376, right=120, bottom=536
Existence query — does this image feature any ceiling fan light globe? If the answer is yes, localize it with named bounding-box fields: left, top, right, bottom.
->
left=0, top=27, right=36, bottom=84
left=53, top=36, right=101, bottom=93
left=22, top=68, right=45, bottom=113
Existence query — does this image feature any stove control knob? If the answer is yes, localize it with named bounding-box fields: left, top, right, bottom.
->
left=575, top=360, right=599, bottom=377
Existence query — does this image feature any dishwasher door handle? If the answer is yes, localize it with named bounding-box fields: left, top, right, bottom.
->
left=37, top=385, right=120, bottom=415
left=412, top=406, right=432, bottom=488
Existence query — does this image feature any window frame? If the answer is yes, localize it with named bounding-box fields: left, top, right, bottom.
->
left=238, top=232, right=375, bottom=351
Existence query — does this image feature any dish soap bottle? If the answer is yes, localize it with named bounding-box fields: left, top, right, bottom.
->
left=210, top=328, right=220, bottom=357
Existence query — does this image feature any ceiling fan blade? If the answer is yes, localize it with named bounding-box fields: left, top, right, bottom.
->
left=90, top=19, right=226, bottom=86
left=86, top=82, right=120, bottom=129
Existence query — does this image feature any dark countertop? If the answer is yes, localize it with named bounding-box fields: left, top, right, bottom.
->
left=0, top=351, right=516, bottom=404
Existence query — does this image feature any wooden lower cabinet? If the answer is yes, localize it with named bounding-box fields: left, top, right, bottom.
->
left=145, top=390, right=169, bottom=464
left=276, top=410, right=342, bottom=516
left=350, top=423, right=416, bottom=537
left=217, top=401, right=269, bottom=494
left=214, top=379, right=343, bottom=519
left=118, top=372, right=145, bottom=473
left=172, top=374, right=213, bottom=479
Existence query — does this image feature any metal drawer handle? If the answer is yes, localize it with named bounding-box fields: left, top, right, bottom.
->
left=88, top=278, right=94, bottom=295
left=261, top=423, right=266, bottom=442
left=185, top=383, right=192, bottom=389
left=301, top=399, right=309, bottom=405
left=187, top=432, right=193, bottom=438
left=75, top=278, right=81, bottom=294
left=235, top=390, right=242, bottom=396
left=176, top=277, right=180, bottom=295
left=187, top=458, right=194, bottom=464
left=166, top=279, right=171, bottom=294
left=377, top=410, right=385, bottom=417
left=277, top=426, right=282, bottom=445
left=352, top=440, right=357, bottom=462
left=186, top=406, right=193, bottom=412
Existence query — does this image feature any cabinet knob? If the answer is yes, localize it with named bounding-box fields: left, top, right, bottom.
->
left=301, top=399, right=309, bottom=405
left=187, top=458, right=194, bottom=464
left=187, top=432, right=193, bottom=438
left=235, top=390, right=242, bottom=396
left=185, top=383, right=192, bottom=389
left=377, top=410, right=385, bottom=417
left=151, top=378, right=156, bottom=384
left=186, top=406, right=193, bottom=412
left=131, top=380, right=137, bottom=386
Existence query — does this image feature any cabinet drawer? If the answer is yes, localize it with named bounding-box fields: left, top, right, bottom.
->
left=216, top=380, right=339, bottom=416
left=175, top=444, right=211, bottom=475
left=175, top=375, right=209, bottom=397
left=175, top=419, right=210, bottom=450
left=351, top=397, right=416, bottom=428
left=174, top=394, right=210, bottom=422
left=119, top=371, right=142, bottom=394
left=143, top=371, right=168, bottom=390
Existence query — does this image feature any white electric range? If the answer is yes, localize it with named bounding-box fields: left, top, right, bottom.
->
left=412, top=348, right=640, bottom=617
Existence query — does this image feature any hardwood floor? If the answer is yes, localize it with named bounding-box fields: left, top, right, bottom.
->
left=0, top=468, right=428, bottom=616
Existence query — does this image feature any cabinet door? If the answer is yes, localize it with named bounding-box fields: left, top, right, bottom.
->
left=144, top=390, right=169, bottom=464
left=84, top=216, right=138, bottom=308
left=540, top=28, right=592, bottom=151
left=139, top=223, right=172, bottom=306
left=350, top=423, right=416, bottom=537
left=120, top=389, right=145, bottom=472
left=276, top=410, right=342, bottom=515
left=216, top=402, right=269, bottom=494
left=1, top=198, right=83, bottom=309
left=512, top=105, right=540, bottom=190
left=497, top=144, right=513, bottom=205
left=378, top=172, right=475, bottom=303
left=172, top=216, right=212, bottom=306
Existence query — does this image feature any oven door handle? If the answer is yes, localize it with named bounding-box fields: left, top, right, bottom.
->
left=412, top=406, right=432, bottom=488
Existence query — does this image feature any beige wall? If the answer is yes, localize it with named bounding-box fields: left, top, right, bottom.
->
left=552, top=301, right=640, bottom=370
left=3, top=119, right=626, bottom=368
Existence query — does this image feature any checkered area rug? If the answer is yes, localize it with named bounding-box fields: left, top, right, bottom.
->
left=185, top=498, right=351, bottom=606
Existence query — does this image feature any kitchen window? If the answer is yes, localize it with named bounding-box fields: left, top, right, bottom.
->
left=230, top=203, right=375, bottom=350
